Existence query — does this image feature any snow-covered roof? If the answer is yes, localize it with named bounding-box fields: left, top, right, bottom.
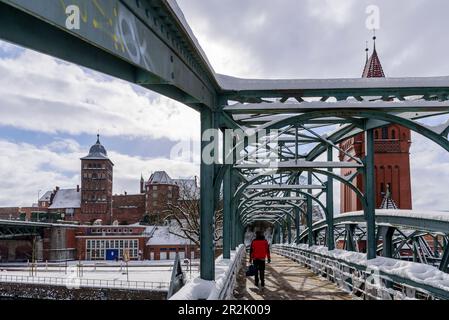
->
left=148, top=171, right=173, bottom=185
left=146, top=226, right=191, bottom=245
left=173, top=178, right=198, bottom=199
left=335, top=209, right=449, bottom=223
left=39, top=191, right=52, bottom=202
left=48, top=189, right=81, bottom=209
left=216, top=74, right=449, bottom=92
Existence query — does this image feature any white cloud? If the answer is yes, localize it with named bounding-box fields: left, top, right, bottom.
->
left=307, top=0, right=356, bottom=26
left=0, top=138, right=198, bottom=207
left=0, top=45, right=200, bottom=142
left=410, top=132, right=449, bottom=211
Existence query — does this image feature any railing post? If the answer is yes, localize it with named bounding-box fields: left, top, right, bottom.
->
left=345, top=224, right=356, bottom=252
left=295, top=207, right=300, bottom=245
left=439, top=245, right=449, bottom=272
left=382, top=227, right=395, bottom=258
left=287, top=213, right=292, bottom=244
left=307, top=170, right=314, bottom=247
left=223, top=164, right=231, bottom=259
left=326, top=145, right=335, bottom=250
left=364, top=128, right=376, bottom=260
left=200, top=107, right=216, bottom=281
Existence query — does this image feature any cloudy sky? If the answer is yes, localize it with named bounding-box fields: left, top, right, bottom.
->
left=0, top=0, right=449, bottom=211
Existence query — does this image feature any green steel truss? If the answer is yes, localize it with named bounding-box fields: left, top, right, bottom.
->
left=2, top=0, right=449, bottom=280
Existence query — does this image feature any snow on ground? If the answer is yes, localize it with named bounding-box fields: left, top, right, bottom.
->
left=279, top=244, right=449, bottom=292
left=0, top=260, right=200, bottom=285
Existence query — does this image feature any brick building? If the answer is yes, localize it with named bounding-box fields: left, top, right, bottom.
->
left=79, top=134, right=114, bottom=224
left=75, top=225, right=147, bottom=260
left=16, top=135, right=199, bottom=226
left=339, top=37, right=412, bottom=212
left=145, top=225, right=198, bottom=260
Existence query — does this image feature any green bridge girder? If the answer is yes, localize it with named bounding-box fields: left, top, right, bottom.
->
left=2, top=0, right=449, bottom=281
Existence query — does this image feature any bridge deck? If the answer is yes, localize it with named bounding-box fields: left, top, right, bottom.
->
left=233, top=254, right=351, bottom=300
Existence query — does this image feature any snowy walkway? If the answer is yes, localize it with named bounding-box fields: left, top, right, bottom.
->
left=233, top=254, right=351, bottom=300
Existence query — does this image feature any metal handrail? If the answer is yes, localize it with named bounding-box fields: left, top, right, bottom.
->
left=216, top=244, right=245, bottom=300
left=273, top=244, right=449, bottom=300
left=0, top=274, right=169, bottom=291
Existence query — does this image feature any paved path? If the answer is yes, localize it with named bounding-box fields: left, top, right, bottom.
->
left=233, top=253, right=352, bottom=300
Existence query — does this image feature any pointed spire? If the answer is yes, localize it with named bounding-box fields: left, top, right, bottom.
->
left=362, top=31, right=385, bottom=78
left=96, top=133, right=100, bottom=144
left=365, top=40, right=369, bottom=62
left=380, top=184, right=398, bottom=209
left=141, top=173, right=144, bottom=181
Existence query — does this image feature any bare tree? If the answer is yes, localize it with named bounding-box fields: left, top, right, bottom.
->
left=165, top=178, right=223, bottom=246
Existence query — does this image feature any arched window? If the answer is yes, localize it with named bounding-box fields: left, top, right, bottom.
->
left=375, top=131, right=379, bottom=139
left=382, top=127, right=388, bottom=139
left=391, top=130, right=396, bottom=139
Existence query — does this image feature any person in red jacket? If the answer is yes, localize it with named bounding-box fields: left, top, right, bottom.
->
left=249, top=231, right=271, bottom=288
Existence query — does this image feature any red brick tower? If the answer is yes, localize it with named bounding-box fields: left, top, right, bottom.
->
left=79, top=135, right=114, bottom=223
left=339, top=37, right=412, bottom=212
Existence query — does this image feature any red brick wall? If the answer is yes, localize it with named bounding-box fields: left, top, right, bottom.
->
left=339, top=125, right=412, bottom=212
left=0, top=207, right=20, bottom=219
left=145, top=183, right=179, bottom=223
left=112, top=194, right=146, bottom=224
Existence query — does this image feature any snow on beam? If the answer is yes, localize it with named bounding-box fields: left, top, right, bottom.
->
left=217, top=74, right=449, bottom=92
left=224, top=100, right=449, bottom=115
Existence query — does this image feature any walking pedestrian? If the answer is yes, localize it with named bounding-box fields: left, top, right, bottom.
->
left=249, top=230, right=271, bottom=288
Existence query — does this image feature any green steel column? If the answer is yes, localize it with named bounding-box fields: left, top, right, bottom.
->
left=383, top=227, right=395, bottom=258
left=200, top=108, right=215, bottom=280
left=222, top=165, right=231, bottom=259
left=365, top=128, right=376, bottom=260
left=230, top=173, right=237, bottom=250
left=307, top=170, right=313, bottom=247
left=287, top=214, right=292, bottom=244
left=326, top=146, right=335, bottom=250
left=278, top=222, right=282, bottom=244
left=295, top=207, right=300, bottom=245
left=345, top=224, right=356, bottom=251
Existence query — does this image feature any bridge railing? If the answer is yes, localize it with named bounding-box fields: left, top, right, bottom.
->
left=273, top=244, right=449, bottom=300
left=170, top=244, right=245, bottom=300
left=0, top=274, right=169, bottom=291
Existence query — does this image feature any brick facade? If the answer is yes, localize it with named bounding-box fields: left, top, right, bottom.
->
left=339, top=41, right=412, bottom=213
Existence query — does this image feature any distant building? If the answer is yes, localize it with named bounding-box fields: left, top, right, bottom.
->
left=145, top=225, right=198, bottom=260
left=79, top=134, right=114, bottom=223
left=339, top=37, right=412, bottom=212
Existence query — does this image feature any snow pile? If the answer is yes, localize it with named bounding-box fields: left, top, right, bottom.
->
left=277, top=244, right=449, bottom=293
left=169, top=245, right=244, bottom=300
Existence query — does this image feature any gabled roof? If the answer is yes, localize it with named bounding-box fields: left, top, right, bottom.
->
left=380, top=185, right=398, bottom=210
left=48, top=189, right=81, bottom=209
left=39, top=191, right=52, bottom=202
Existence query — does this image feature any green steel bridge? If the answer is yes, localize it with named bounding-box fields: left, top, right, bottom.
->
left=2, top=0, right=449, bottom=300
